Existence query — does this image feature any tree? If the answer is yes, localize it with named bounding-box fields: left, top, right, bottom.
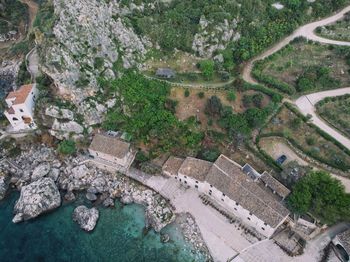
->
left=58, top=140, right=76, bottom=155
left=184, top=89, right=190, bottom=97
left=199, top=60, right=215, bottom=80
left=288, top=171, right=350, bottom=224
left=205, top=96, right=223, bottom=117
left=244, top=108, right=268, bottom=128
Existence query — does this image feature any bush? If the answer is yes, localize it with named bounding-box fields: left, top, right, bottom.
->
left=227, top=91, right=236, bottom=102
left=197, top=92, right=205, bottom=99
left=205, top=96, right=223, bottom=117
left=58, top=140, right=76, bottom=155
left=184, top=89, right=190, bottom=97
left=199, top=60, right=215, bottom=80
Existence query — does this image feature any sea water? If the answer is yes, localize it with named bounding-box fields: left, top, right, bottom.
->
left=0, top=192, right=205, bottom=262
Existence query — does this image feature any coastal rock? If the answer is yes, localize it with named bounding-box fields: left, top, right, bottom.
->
left=103, top=197, right=114, bottom=207
left=13, top=178, right=61, bottom=223
left=64, top=191, right=76, bottom=202
left=31, top=163, right=51, bottom=181
left=72, top=205, right=99, bottom=231
left=0, top=172, right=9, bottom=200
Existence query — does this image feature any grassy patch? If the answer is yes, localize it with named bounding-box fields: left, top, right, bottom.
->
left=316, top=13, right=350, bottom=42
left=253, top=39, right=350, bottom=96
left=316, top=94, right=350, bottom=139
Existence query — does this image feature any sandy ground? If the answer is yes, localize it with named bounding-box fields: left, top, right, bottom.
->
left=259, top=137, right=308, bottom=166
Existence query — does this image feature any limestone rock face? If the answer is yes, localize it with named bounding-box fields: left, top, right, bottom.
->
left=13, top=178, right=61, bottom=223
left=45, top=106, right=75, bottom=120
left=49, top=119, right=84, bottom=140
left=72, top=205, right=99, bottom=231
left=40, top=0, right=149, bottom=104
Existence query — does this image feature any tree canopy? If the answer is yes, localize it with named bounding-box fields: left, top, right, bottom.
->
left=287, top=171, right=350, bottom=225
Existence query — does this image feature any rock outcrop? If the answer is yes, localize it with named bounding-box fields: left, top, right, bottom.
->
left=39, top=0, right=149, bottom=103
left=0, top=172, right=9, bottom=200
left=72, top=205, right=99, bottom=231
left=13, top=177, right=61, bottom=223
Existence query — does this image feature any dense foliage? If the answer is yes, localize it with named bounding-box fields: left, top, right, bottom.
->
left=58, top=140, right=77, bottom=155
left=0, top=0, right=28, bottom=34
left=102, top=72, right=203, bottom=155
left=288, top=171, right=350, bottom=224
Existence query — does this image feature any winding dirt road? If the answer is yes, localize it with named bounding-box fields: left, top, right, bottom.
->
left=242, top=5, right=350, bottom=84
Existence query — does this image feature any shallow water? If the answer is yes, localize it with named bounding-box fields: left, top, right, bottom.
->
left=0, top=192, right=204, bottom=262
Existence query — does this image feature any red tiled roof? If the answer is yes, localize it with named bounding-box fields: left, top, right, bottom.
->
left=6, top=84, right=33, bottom=105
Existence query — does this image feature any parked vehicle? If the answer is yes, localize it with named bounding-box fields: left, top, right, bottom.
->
left=276, top=155, right=287, bottom=165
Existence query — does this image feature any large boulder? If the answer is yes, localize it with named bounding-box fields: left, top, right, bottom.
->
left=72, top=205, right=99, bottom=231
left=45, top=105, right=75, bottom=120
left=13, top=178, right=61, bottom=223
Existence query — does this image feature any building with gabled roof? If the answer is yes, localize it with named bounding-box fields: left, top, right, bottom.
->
left=4, top=84, right=38, bottom=131
left=88, top=133, right=136, bottom=171
left=163, top=154, right=291, bottom=238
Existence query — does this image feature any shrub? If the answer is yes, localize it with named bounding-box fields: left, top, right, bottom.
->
left=199, top=60, right=215, bottom=80
left=197, top=92, right=205, bottom=99
left=58, top=140, right=76, bottom=155
left=184, top=89, right=190, bottom=97
left=227, top=91, right=236, bottom=102
left=205, top=96, right=223, bottom=117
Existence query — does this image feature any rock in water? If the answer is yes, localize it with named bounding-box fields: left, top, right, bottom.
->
left=13, top=178, right=61, bottom=223
left=72, top=206, right=99, bottom=231
left=86, top=192, right=97, bottom=201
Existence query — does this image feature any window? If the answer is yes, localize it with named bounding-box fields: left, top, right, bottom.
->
left=261, top=227, right=265, bottom=231
left=210, top=185, right=213, bottom=188
left=247, top=217, right=251, bottom=221
left=234, top=208, right=237, bottom=211
left=222, top=193, right=225, bottom=197
left=249, top=212, right=252, bottom=216
left=236, top=202, right=239, bottom=206
left=195, top=185, right=198, bottom=189
left=184, top=181, right=187, bottom=184
left=221, top=199, right=224, bottom=202
left=184, top=176, right=187, bottom=178
left=264, top=223, right=267, bottom=226
left=209, top=190, right=212, bottom=193
left=12, top=117, right=18, bottom=121
left=179, top=179, right=182, bottom=182
left=19, top=109, right=24, bottom=113
left=209, top=192, right=212, bottom=195
left=175, top=177, right=177, bottom=179
left=195, top=181, right=198, bottom=183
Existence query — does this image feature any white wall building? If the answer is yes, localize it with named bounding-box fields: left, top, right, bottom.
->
left=89, top=133, right=135, bottom=172
left=4, top=84, right=38, bottom=131
left=163, top=154, right=290, bottom=238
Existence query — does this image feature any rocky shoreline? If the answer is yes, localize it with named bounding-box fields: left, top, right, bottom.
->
left=0, top=144, right=212, bottom=260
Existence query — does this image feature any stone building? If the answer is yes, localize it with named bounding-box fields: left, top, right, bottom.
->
left=88, top=133, right=135, bottom=172
left=4, top=84, right=38, bottom=131
left=163, top=154, right=291, bottom=238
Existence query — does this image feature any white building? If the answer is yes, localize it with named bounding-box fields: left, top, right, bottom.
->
left=163, top=154, right=290, bottom=238
left=89, top=133, right=136, bottom=172
left=4, top=84, right=38, bottom=131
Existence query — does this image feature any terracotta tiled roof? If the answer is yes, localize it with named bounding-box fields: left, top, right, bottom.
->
left=89, top=134, right=130, bottom=159
left=162, top=156, right=184, bottom=176
left=260, top=171, right=291, bottom=199
left=178, top=157, right=213, bottom=182
left=206, top=155, right=290, bottom=228
left=6, top=84, right=34, bottom=105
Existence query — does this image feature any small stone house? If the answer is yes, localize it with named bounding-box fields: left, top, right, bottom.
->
left=88, top=134, right=135, bottom=171
left=4, top=84, right=38, bottom=131
left=163, top=154, right=291, bottom=238
left=155, top=68, right=175, bottom=78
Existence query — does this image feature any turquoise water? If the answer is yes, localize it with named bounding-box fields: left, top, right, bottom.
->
left=0, top=192, right=205, bottom=262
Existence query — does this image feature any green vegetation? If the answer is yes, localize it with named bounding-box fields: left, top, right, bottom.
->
left=102, top=72, right=203, bottom=156
left=243, top=93, right=264, bottom=108
left=184, top=89, right=190, bottom=97
left=253, top=39, right=350, bottom=95
left=0, top=0, right=28, bottom=34
left=288, top=171, right=350, bottom=225
left=198, top=60, right=215, bottom=80
left=125, top=0, right=349, bottom=66
left=197, top=92, right=205, bottom=99
left=316, top=94, right=350, bottom=138
left=227, top=91, right=236, bottom=102
left=260, top=104, right=350, bottom=172
left=316, top=12, right=350, bottom=42
left=33, top=1, right=56, bottom=36
left=58, top=140, right=77, bottom=155
left=16, top=59, right=31, bottom=86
